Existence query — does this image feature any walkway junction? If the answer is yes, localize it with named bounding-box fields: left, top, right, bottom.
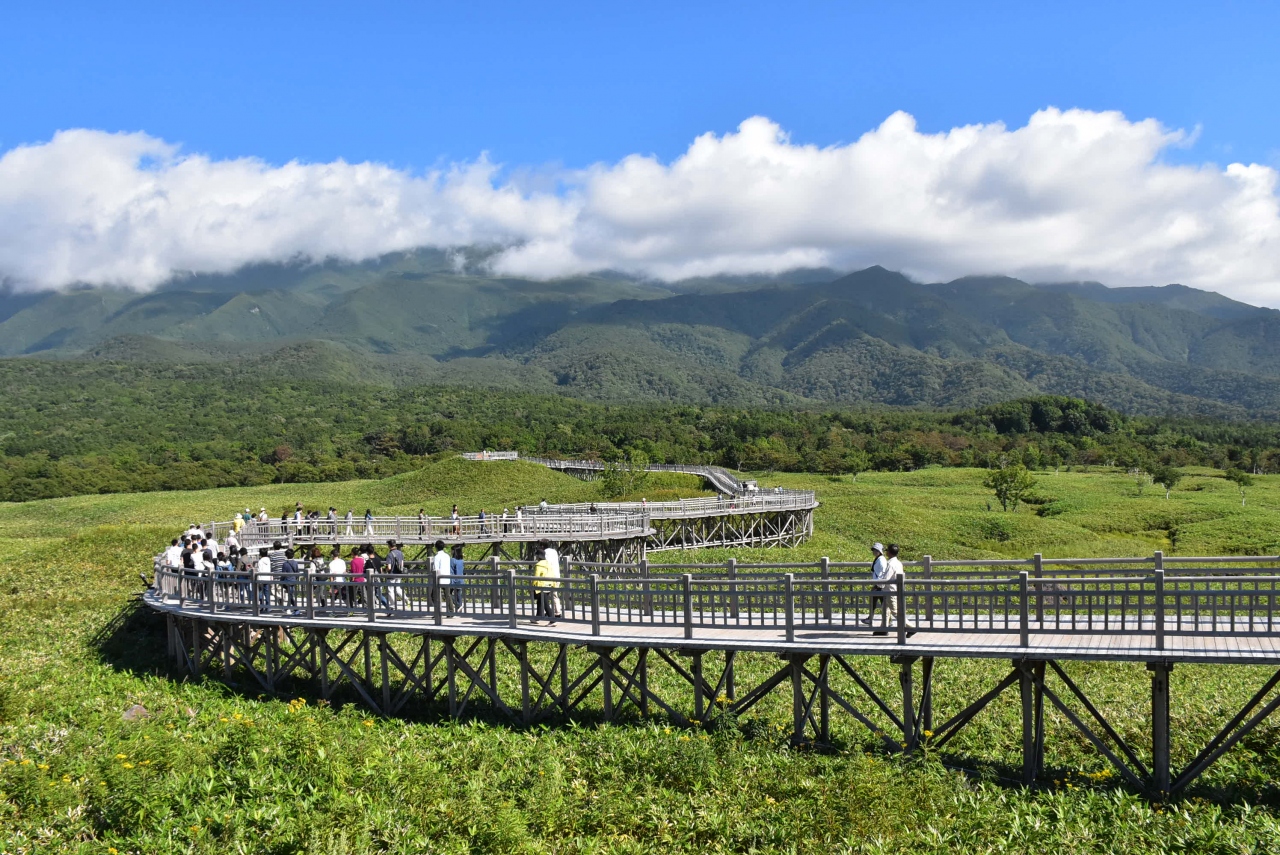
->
left=215, top=453, right=818, bottom=561
left=147, top=548, right=1280, bottom=798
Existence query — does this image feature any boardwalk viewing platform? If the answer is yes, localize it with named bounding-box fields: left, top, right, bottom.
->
left=213, top=454, right=819, bottom=559
left=146, top=550, right=1280, bottom=796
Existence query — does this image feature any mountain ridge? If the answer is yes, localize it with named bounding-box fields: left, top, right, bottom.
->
left=4, top=255, right=1279, bottom=417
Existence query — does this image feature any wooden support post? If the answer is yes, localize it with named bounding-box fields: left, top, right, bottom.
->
left=601, top=648, right=614, bottom=720
left=819, top=653, right=830, bottom=743
left=1150, top=662, right=1172, bottom=796
left=366, top=574, right=377, bottom=623
left=446, top=638, right=458, bottom=717
left=920, top=656, right=934, bottom=737
left=519, top=642, right=531, bottom=724
left=790, top=654, right=806, bottom=747
left=639, top=648, right=650, bottom=718
left=1018, top=659, right=1035, bottom=786
left=725, top=650, right=736, bottom=700
left=560, top=644, right=569, bottom=711
left=318, top=629, right=330, bottom=698
left=306, top=570, right=315, bottom=621
left=380, top=634, right=391, bottom=713
left=900, top=657, right=916, bottom=751
left=488, top=638, right=498, bottom=705
left=693, top=651, right=705, bottom=720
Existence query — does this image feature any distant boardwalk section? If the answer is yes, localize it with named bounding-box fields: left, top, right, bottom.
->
left=215, top=454, right=818, bottom=559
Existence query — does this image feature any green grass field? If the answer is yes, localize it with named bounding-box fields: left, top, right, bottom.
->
left=2, top=459, right=1280, bottom=853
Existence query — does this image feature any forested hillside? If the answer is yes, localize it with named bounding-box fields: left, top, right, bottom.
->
left=4, top=357, right=1280, bottom=501
left=4, top=256, right=1280, bottom=414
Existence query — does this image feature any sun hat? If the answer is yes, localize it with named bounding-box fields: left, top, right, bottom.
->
left=872, top=542, right=885, bottom=553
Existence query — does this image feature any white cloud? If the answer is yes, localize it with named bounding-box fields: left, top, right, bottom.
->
left=3, top=110, right=1279, bottom=305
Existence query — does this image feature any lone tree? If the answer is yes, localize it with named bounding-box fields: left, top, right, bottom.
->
left=983, top=464, right=1037, bottom=512
left=1150, top=465, right=1183, bottom=500
left=1224, top=468, right=1254, bottom=506
left=600, top=450, right=651, bottom=499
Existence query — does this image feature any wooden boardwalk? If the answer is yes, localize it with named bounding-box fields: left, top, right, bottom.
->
left=145, top=553, right=1280, bottom=796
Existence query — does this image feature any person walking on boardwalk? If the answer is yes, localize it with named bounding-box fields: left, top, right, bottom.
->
left=863, top=543, right=891, bottom=631
left=886, top=544, right=916, bottom=637
left=478, top=508, right=488, bottom=535
left=449, top=544, right=466, bottom=611
left=344, top=509, right=354, bottom=537
left=532, top=547, right=562, bottom=624
left=451, top=505, right=461, bottom=536
left=865, top=543, right=915, bottom=636
left=501, top=508, right=510, bottom=534
left=432, top=540, right=454, bottom=615
left=417, top=509, right=427, bottom=538
left=363, top=509, right=374, bottom=537
left=327, top=506, right=337, bottom=536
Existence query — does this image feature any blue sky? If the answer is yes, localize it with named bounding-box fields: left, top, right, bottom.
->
left=3, top=1, right=1277, bottom=169
left=3, top=2, right=1280, bottom=303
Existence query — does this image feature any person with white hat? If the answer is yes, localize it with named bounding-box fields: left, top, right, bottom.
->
left=862, top=543, right=889, bottom=628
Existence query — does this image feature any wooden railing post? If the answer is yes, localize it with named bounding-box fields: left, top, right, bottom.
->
left=1019, top=571, right=1030, bottom=647
left=489, top=555, right=500, bottom=611
left=640, top=558, right=652, bottom=616
left=820, top=557, right=832, bottom=621
left=1033, top=553, right=1044, bottom=624
left=922, top=554, right=933, bottom=622
left=507, top=569, right=517, bottom=629
left=728, top=558, right=739, bottom=619
left=895, top=572, right=907, bottom=645
left=590, top=574, right=601, bottom=636
left=306, top=568, right=315, bottom=621
left=366, top=573, right=377, bottom=623
left=252, top=570, right=260, bottom=618
left=683, top=574, right=694, bottom=640
left=1154, top=568, right=1165, bottom=651
left=785, top=573, right=795, bottom=643
left=433, top=571, right=442, bottom=626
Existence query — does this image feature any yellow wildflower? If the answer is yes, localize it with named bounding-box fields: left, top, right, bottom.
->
left=122, top=762, right=134, bottom=769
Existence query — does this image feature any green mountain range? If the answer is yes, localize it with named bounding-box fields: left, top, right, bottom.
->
left=4, top=251, right=1280, bottom=417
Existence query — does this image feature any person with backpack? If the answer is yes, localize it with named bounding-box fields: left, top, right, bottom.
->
left=532, top=548, right=562, bottom=624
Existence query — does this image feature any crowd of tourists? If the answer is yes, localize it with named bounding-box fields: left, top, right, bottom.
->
left=159, top=521, right=564, bottom=623
left=219, top=503, right=549, bottom=539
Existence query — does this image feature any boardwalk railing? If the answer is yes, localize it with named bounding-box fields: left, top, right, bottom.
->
left=527, top=492, right=818, bottom=518
left=206, top=512, right=651, bottom=547
left=152, top=552, right=1280, bottom=646
left=504, top=453, right=767, bottom=498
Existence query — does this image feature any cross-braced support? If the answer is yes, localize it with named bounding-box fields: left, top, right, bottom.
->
left=159, top=618, right=1280, bottom=799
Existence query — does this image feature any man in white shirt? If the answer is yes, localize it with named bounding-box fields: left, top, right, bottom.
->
left=431, top=541, right=454, bottom=614
left=163, top=539, right=183, bottom=567
left=865, top=543, right=915, bottom=636
left=255, top=548, right=272, bottom=607
left=863, top=542, right=891, bottom=631
left=543, top=542, right=560, bottom=575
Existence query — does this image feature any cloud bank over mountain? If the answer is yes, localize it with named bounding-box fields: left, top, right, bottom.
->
left=2, top=109, right=1278, bottom=304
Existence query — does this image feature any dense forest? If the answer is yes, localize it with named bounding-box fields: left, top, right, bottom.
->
left=4, top=360, right=1280, bottom=502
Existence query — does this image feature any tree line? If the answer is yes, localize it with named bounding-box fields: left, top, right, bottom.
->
left=4, top=360, right=1280, bottom=502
